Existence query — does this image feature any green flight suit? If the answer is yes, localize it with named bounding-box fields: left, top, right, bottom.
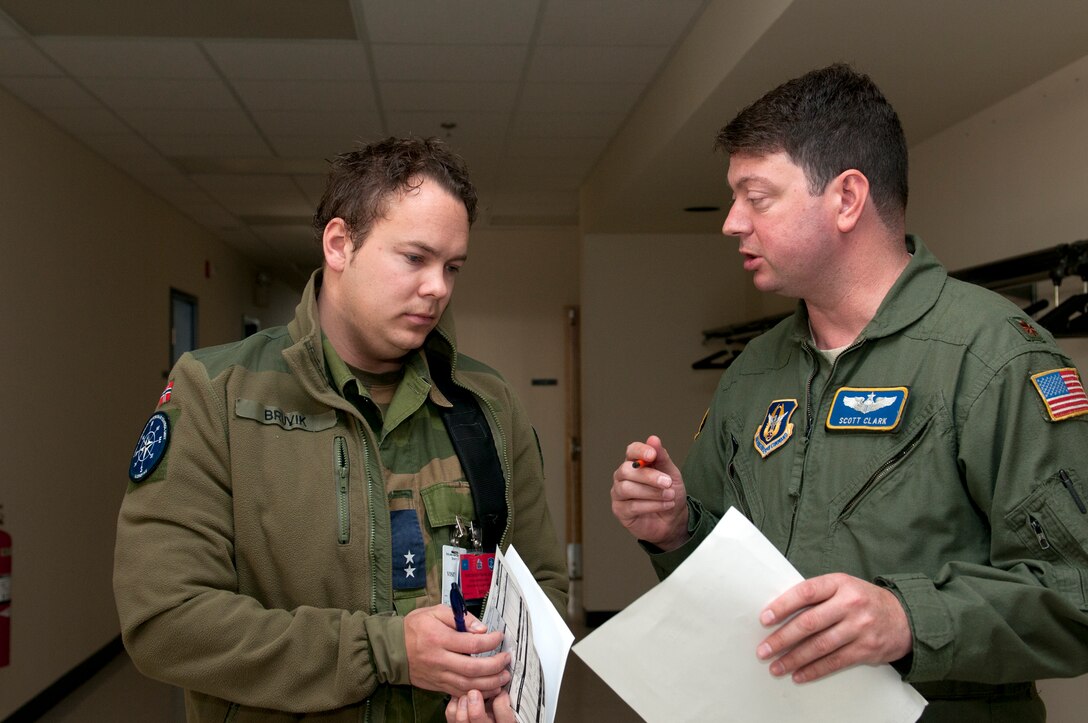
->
left=652, top=237, right=1088, bottom=721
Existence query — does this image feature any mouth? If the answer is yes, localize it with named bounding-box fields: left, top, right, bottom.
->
left=740, top=250, right=761, bottom=271
left=404, top=311, right=437, bottom=326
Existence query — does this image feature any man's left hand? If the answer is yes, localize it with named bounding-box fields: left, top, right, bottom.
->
left=756, top=573, right=912, bottom=683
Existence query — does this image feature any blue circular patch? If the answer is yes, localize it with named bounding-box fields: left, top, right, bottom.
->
left=129, top=412, right=170, bottom=483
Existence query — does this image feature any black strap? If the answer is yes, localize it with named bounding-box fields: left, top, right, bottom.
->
left=431, top=360, right=507, bottom=553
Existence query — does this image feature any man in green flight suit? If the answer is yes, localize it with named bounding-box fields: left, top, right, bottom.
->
left=115, top=136, right=567, bottom=723
left=610, top=64, right=1088, bottom=721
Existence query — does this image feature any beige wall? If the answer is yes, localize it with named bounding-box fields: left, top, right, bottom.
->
left=579, top=232, right=793, bottom=609
left=451, top=226, right=581, bottom=552
left=0, top=87, right=296, bottom=718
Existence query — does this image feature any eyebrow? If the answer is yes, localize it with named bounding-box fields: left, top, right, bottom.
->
left=398, top=240, right=468, bottom=263
left=729, top=174, right=774, bottom=190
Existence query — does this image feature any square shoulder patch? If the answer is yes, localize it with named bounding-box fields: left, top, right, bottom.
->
left=1031, top=368, right=1088, bottom=421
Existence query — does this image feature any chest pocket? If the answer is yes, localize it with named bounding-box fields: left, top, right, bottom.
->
left=421, top=481, right=476, bottom=531
left=830, top=397, right=943, bottom=524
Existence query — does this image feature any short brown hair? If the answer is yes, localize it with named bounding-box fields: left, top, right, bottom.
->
left=313, top=136, right=477, bottom=246
left=716, top=63, right=908, bottom=226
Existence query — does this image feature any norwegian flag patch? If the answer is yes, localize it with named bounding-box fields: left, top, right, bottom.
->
left=1031, top=367, right=1088, bottom=421
left=158, top=381, right=174, bottom=407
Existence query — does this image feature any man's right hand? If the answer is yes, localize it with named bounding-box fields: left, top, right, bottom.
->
left=404, top=606, right=509, bottom=698
left=610, top=435, right=690, bottom=551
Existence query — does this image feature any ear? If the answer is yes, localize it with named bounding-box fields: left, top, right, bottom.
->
left=831, top=169, right=869, bottom=233
left=322, top=218, right=353, bottom=272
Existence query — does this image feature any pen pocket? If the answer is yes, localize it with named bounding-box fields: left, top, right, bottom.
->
left=1005, top=470, right=1088, bottom=601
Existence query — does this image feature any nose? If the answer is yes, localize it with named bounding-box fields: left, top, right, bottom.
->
left=721, top=201, right=747, bottom=238
left=419, top=265, right=451, bottom=299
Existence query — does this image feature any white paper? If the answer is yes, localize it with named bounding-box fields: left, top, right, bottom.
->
left=480, top=545, right=574, bottom=723
left=573, top=508, right=927, bottom=723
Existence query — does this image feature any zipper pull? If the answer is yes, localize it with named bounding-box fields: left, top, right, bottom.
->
left=1028, top=514, right=1051, bottom=550
left=1059, top=469, right=1087, bottom=514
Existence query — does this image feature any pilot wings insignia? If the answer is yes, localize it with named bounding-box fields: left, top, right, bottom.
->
left=843, top=392, right=896, bottom=414
left=826, top=386, right=909, bottom=431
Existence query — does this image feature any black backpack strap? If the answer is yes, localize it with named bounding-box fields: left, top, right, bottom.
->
left=430, top=357, right=508, bottom=553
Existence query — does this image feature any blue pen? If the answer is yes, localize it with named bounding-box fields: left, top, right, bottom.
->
left=450, top=582, right=468, bottom=632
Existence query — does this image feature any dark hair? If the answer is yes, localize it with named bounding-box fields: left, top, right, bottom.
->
left=313, top=136, right=478, bottom=246
left=715, top=63, right=908, bottom=226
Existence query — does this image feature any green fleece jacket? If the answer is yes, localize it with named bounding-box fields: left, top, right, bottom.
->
left=652, top=237, right=1088, bottom=721
left=114, top=271, right=568, bottom=722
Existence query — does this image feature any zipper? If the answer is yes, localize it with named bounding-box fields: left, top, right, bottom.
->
left=355, top=417, right=380, bottom=615
left=727, top=434, right=752, bottom=519
left=789, top=337, right=862, bottom=555
left=1059, top=469, right=1087, bottom=513
left=1028, top=514, right=1051, bottom=550
left=334, top=436, right=350, bottom=544
left=839, top=420, right=930, bottom=521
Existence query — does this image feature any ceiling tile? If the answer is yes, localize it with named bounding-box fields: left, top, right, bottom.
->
left=204, top=40, right=369, bottom=81
left=232, top=79, right=377, bottom=113
left=0, top=0, right=356, bottom=39
left=146, top=133, right=272, bottom=157
left=82, top=77, right=240, bottom=110
left=80, top=132, right=164, bottom=159
left=36, top=37, right=215, bottom=78
left=504, top=135, right=608, bottom=160
left=0, top=76, right=98, bottom=107
left=0, top=11, right=19, bottom=37
left=382, top=81, right=518, bottom=113
left=537, top=0, right=707, bottom=46
left=267, top=134, right=364, bottom=159
left=251, top=109, right=381, bottom=139
left=0, top=36, right=60, bottom=75
left=190, top=173, right=313, bottom=216
left=39, top=105, right=129, bottom=135
left=386, top=110, right=507, bottom=140
left=117, top=107, right=258, bottom=137
left=519, top=81, right=644, bottom=116
left=372, top=44, right=527, bottom=82
left=528, top=44, right=670, bottom=84
left=175, top=202, right=242, bottom=230
left=360, top=0, right=540, bottom=44
left=512, top=111, right=623, bottom=138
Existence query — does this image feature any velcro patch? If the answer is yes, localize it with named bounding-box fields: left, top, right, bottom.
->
left=826, top=387, right=908, bottom=431
left=1008, top=316, right=1044, bottom=342
left=754, top=399, right=798, bottom=458
left=1031, top=368, right=1088, bottom=421
left=129, top=412, right=170, bottom=482
left=234, top=399, right=337, bottom=432
left=391, top=510, right=426, bottom=590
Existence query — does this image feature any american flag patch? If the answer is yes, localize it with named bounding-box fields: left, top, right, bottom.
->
left=1031, top=368, right=1088, bottom=421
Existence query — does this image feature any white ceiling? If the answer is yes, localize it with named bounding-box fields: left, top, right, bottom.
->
left=0, top=0, right=708, bottom=284
left=1, top=1, right=1087, bottom=287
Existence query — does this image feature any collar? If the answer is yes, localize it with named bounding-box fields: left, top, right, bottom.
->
left=790, top=235, right=947, bottom=345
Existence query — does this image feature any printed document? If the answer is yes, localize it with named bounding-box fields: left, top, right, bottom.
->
left=480, top=546, right=574, bottom=723
left=573, top=508, right=927, bottom=722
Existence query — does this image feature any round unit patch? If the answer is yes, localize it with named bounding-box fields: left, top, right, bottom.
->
left=129, top=412, right=170, bottom=482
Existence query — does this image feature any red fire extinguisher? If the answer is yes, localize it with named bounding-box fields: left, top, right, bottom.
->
left=0, top=503, right=11, bottom=668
